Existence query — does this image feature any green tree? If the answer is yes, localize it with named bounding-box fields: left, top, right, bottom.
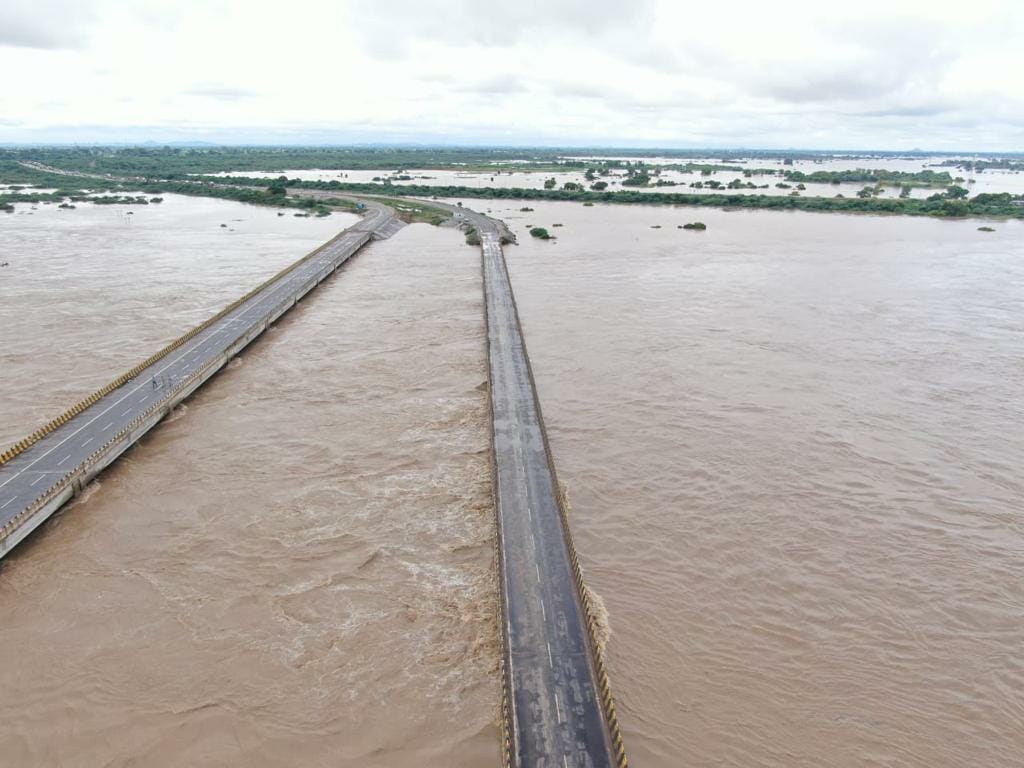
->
left=621, top=170, right=651, bottom=187
left=267, top=176, right=288, bottom=196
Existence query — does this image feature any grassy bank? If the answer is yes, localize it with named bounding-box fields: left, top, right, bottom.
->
left=360, top=195, right=450, bottom=225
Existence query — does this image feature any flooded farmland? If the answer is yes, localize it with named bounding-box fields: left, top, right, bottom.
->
left=204, top=153, right=1024, bottom=201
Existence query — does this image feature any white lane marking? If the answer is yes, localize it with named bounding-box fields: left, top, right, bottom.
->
left=563, top=756, right=569, bottom=768
left=122, top=409, right=131, bottom=416
left=102, top=422, right=113, bottom=431
left=536, top=563, right=541, bottom=583
left=554, top=692, right=563, bottom=723
left=31, top=475, right=45, bottom=486
left=81, top=437, right=93, bottom=447
left=547, top=642, right=554, bottom=670
left=0, top=226, right=371, bottom=489
left=540, top=597, right=546, bottom=622
left=1, top=497, right=14, bottom=508
left=59, top=454, right=71, bottom=464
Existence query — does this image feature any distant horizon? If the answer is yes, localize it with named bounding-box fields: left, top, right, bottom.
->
left=2, top=140, right=1022, bottom=156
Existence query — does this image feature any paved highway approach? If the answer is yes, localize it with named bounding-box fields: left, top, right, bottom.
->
left=447, top=204, right=627, bottom=768
left=0, top=201, right=401, bottom=557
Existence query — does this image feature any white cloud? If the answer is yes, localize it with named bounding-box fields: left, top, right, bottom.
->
left=0, top=0, right=1021, bottom=149
left=0, top=0, right=98, bottom=49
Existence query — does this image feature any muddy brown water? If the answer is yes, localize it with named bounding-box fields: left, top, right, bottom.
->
left=481, top=199, right=1024, bottom=767
left=0, top=200, right=498, bottom=767
left=0, top=195, right=356, bottom=446
left=2, top=193, right=1023, bottom=766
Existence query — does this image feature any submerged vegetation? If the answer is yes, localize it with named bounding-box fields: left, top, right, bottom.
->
left=938, top=158, right=1024, bottom=173
left=0, top=161, right=340, bottom=215
left=3, top=148, right=1023, bottom=221
left=284, top=180, right=1024, bottom=220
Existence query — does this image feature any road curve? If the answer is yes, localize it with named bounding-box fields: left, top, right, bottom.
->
left=0, top=202, right=400, bottom=558
left=444, top=202, right=627, bottom=768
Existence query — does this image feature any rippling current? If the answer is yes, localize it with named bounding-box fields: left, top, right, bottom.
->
left=2, top=193, right=1023, bottom=767
left=483, top=200, right=1024, bottom=767
left=0, top=198, right=498, bottom=766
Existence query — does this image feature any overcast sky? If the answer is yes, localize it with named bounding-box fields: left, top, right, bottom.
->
left=1, top=0, right=1021, bottom=149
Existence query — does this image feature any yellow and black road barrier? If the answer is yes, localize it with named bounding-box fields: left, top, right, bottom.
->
left=0, top=229, right=358, bottom=468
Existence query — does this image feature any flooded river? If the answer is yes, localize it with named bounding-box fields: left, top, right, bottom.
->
left=483, top=200, right=1024, bottom=767
left=2, top=191, right=1022, bottom=766
left=0, top=195, right=355, bottom=446
left=0, top=200, right=498, bottom=766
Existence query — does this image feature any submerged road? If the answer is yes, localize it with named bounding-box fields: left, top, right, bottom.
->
left=447, top=204, right=626, bottom=768
left=0, top=201, right=400, bottom=557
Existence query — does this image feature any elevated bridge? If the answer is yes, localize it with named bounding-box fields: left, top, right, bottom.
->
left=447, top=203, right=628, bottom=768
left=0, top=201, right=401, bottom=556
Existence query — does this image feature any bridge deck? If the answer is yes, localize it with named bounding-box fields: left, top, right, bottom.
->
left=467, top=208, right=625, bottom=768
left=0, top=205, right=397, bottom=557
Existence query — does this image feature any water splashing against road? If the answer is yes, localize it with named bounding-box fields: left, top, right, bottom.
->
left=484, top=199, right=1024, bottom=768
left=0, top=201, right=498, bottom=766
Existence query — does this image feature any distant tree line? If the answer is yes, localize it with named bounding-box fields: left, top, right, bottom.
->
left=242, top=178, right=1024, bottom=219
left=783, top=168, right=958, bottom=186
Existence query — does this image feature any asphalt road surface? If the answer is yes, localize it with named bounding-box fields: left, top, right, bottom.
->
left=460, top=206, right=617, bottom=767
left=0, top=203, right=398, bottom=552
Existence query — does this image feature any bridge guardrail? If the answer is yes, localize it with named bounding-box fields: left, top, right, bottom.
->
left=514, top=266, right=629, bottom=768
left=485, top=227, right=628, bottom=768
left=0, top=351, right=224, bottom=538
left=0, top=228, right=365, bottom=467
